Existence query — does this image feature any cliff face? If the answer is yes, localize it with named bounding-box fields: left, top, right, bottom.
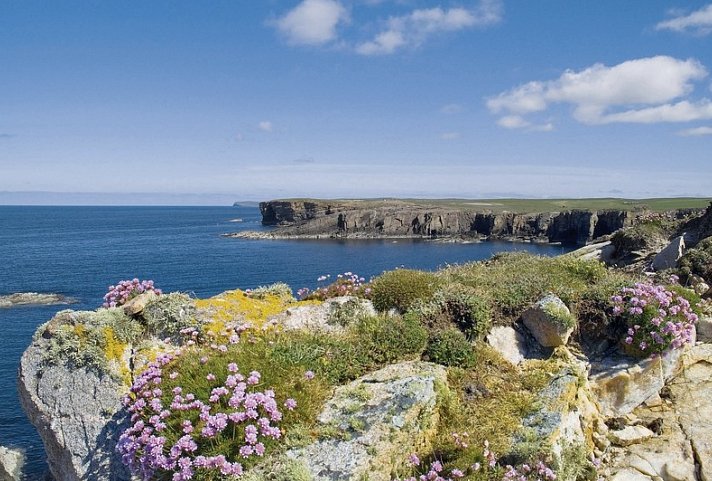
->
left=258, top=200, right=637, bottom=245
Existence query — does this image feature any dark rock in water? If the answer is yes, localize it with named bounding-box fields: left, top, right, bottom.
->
left=0, top=293, right=75, bottom=308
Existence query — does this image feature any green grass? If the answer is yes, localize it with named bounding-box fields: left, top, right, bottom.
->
left=270, top=197, right=711, bottom=214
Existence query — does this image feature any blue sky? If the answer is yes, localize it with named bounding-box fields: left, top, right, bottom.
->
left=1, top=1, right=712, bottom=204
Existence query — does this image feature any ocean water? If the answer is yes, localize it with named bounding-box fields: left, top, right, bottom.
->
left=0, top=206, right=572, bottom=479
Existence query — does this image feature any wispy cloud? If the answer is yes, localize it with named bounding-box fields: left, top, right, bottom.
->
left=440, top=131, right=460, bottom=140
left=258, top=121, right=273, bottom=132
left=487, top=56, right=712, bottom=128
left=356, top=1, right=502, bottom=55
left=656, top=4, right=712, bottom=36
left=440, top=103, right=463, bottom=114
left=677, top=126, right=712, bottom=136
left=0, top=133, right=14, bottom=139
left=274, top=0, right=349, bottom=46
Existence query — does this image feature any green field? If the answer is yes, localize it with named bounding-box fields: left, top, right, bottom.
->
left=273, top=197, right=711, bottom=214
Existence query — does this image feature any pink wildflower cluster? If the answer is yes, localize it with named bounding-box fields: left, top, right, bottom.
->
left=117, top=353, right=288, bottom=480
left=394, top=440, right=497, bottom=481
left=611, top=281, right=698, bottom=356
left=103, top=278, right=161, bottom=308
left=297, top=272, right=372, bottom=300
left=503, top=461, right=557, bottom=481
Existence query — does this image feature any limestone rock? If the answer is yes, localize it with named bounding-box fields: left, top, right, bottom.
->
left=668, top=343, right=712, bottom=481
left=697, top=314, right=712, bottom=342
left=18, top=339, right=131, bottom=481
left=0, top=446, right=24, bottom=481
left=589, top=347, right=685, bottom=417
left=486, top=326, right=528, bottom=365
left=286, top=361, right=448, bottom=481
left=522, top=295, right=575, bottom=347
left=269, top=297, right=376, bottom=333
left=609, top=425, right=655, bottom=447
left=122, top=291, right=158, bottom=316
left=652, top=236, right=685, bottom=271
left=508, top=364, right=597, bottom=470
left=568, top=240, right=616, bottom=264
left=601, top=344, right=712, bottom=481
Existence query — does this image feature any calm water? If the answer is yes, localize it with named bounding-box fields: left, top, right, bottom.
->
left=0, top=206, right=571, bottom=478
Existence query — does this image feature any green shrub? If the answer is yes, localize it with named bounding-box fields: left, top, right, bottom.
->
left=370, top=269, right=441, bottom=312
left=439, top=252, right=635, bottom=326
left=141, top=292, right=198, bottom=338
left=270, top=314, right=426, bottom=384
left=433, top=284, right=492, bottom=340
left=425, top=328, right=475, bottom=368
left=248, top=282, right=295, bottom=301
left=328, top=298, right=372, bottom=327
left=352, top=314, right=428, bottom=366
left=678, top=236, right=712, bottom=284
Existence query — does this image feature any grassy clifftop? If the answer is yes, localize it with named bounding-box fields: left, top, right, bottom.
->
left=270, top=197, right=711, bottom=214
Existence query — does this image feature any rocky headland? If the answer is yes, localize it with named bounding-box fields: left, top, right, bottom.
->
left=225, top=199, right=704, bottom=246
left=16, top=203, right=712, bottom=481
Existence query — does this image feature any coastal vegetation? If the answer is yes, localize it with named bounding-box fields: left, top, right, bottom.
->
left=31, top=247, right=708, bottom=481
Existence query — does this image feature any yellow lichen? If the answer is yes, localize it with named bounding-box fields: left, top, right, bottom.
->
left=195, top=290, right=320, bottom=332
left=102, top=326, right=127, bottom=363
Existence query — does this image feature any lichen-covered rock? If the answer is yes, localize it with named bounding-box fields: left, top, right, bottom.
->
left=508, top=363, right=596, bottom=471
left=589, top=347, right=685, bottom=417
left=122, top=290, right=158, bottom=316
left=269, top=297, right=376, bottom=333
left=285, top=361, right=448, bottom=481
left=17, top=339, right=131, bottom=481
left=0, top=446, right=24, bottom=481
left=522, top=295, right=576, bottom=347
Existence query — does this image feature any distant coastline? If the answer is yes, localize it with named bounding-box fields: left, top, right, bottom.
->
left=225, top=197, right=710, bottom=246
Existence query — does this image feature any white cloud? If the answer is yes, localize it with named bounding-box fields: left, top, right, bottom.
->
left=487, top=56, right=711, bottom=128
left=440, top=131, right=460, bottom=140
left=275, top=0, right=349, bottom=46
left=656, top=4, right=712, bottom=35
left=677, top=126, right=712, bottom=136
left=440, top=103, right=463, bottom=114
left=258, top=121, right=273, bottom=132
left=356, top=0, right=502, bottom=55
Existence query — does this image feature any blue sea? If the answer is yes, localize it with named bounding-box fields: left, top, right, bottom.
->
left=0, top=206, right=571, bottom=479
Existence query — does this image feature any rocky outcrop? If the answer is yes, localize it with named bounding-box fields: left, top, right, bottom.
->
left=522, top=295, right=576, bottom=347
left=602, top=343, right=712, bottom=481
left=588, top=346, right=687, bottom=417
left=0, top=446, right=23, bottom=481
left=285, top=361, right=448, bottom=481
left=651, top=235, right=686, bottom=271
left=240, top=200, right=649, bottom=245
left=17, top=339, right=131, bottom=481
left=0, top=293, right=75, bottom=308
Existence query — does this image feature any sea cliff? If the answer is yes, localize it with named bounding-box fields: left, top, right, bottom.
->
left=228, top=199, right=701, bottom=245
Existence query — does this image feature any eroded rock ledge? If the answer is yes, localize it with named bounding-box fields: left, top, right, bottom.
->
left=227, top=200, right=701, bottom=245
